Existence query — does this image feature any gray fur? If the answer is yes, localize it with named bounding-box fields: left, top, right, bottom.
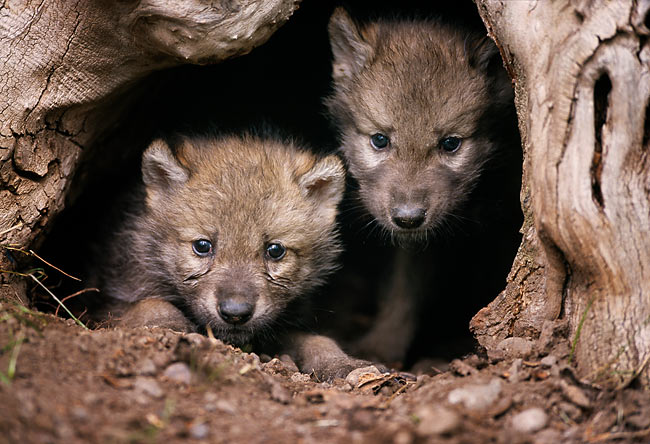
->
left=96, top=134, right=345, bottom=347
left=325, top=8, right=520, bottom=364
left=326, top=8, right=514, bottom=244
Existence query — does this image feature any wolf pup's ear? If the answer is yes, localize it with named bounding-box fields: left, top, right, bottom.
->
left=468, top=36, right=513, bottom=103
left=328, top=7, right=374, bottom=82
left=299, top=154, right=346, bottom=224
left=141, top=139, right=189, bottom=202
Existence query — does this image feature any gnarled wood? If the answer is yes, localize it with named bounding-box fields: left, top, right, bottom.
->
left=0, top=0, right=300, bottom=298
left=472, top=0, right=650, bottom=387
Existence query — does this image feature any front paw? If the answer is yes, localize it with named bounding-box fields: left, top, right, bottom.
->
left=309, top=357, right=387, bottom=382
left=119, top=299, right=197, bottom=333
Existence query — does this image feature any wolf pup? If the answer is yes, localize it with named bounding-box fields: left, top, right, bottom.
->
left=326, top=8, right=522, bottom=364
left=94, top=133, right=371, bottom=380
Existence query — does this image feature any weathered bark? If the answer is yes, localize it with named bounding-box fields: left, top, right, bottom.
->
left=471, top=0, right=650, bottom=388
left=0, top=0, right=299, bottom=297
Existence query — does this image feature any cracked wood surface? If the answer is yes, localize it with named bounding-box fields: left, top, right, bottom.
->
left=472, top=0, right=650, bottom=387
left=0, top=0, right=300, bottom=295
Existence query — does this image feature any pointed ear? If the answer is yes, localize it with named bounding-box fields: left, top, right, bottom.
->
left=468, top=35, right=513, bottom=102
left=299, top=155, right=346, bottom=223
left=328, top=7, right=374, bottom=81
left=467, top=35, right=501, bottom=72
left=141, top=139, right=189, bottom=196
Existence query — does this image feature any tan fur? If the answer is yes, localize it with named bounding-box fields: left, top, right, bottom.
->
left=93, top=133, right=371, bottom=379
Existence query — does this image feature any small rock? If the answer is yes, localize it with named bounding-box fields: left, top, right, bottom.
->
left=448, top=378, right=502, bottom=411
left=136, top=358, right=157, bottom=376
left=263, top=358, right=292, bottom=376
left=534, top=428, right=563, bottom=444
left=291, top=372, right=312, bottom=383
left=163, top=362, right=192, bottom=385
left=540, top=355, right=557, bottom=368
left=511, top=407, right=548, bottom=433
left=189, top=421, right=210, bottom=440
left=339, top=383, right=353, bottom=392
left=345, top=365, right=382, bottom=387
left=415, top=406, right=460, bottom=435
left=507, top=358, right=524, bottom=383
left=133, top=377, right=163, bottom=398
left=184, top=332, right=207, bottom=345
left=497, top=337, right=535, bottom=359
left=560, top=380, right=591, bottom=408
left=449, top=359, right=477, bottom=376
left=537, top=320, right=569, bottom=354
left=214, top=400, right=237, bottom=415
left=259, top=353, right=273, bottom=363
left=279, top=354, right=299, bottom=373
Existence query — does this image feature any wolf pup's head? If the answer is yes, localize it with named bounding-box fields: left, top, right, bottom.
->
left=326, top=8, right=515, bottom=244
left=137, top=135, right=345, bottom=345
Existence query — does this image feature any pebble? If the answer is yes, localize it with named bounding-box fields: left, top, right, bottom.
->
left=497, top=337, right=535, bottom=359
left=133, top=377, right=163, bottom=398
left=291, top=372, right=312, bottom=383
left=189, top=421, right=210, bottom=440
left=507, top=358, right=523, bottom=383
left=415, top=406, right=460, bottom=435
left=136, top=359, right=157, bottom=376
left=534, top=428, right=563, bottom=444
left=279, top=354, right=299, bottom=373
left=511, top=407, right=548, bottom=433
left=560, top=380, right=591, bottom=408
left=447, top=378, right=502, bottom=411
left=345, top=366, right=383, bottom=387
left=163, top=362, right=192, bottom=385
left=214, top=400, right=237, bottom=415
left=540, top=355, right=557, bottom=368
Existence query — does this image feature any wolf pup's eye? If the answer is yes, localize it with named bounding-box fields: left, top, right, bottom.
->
left=192, top=239, right=212, bottom=256
left=266, top=243, right=286, bottom=260
left=440, top=136, right=462, bottom=153
left=370, top=133, right=390, bottom=150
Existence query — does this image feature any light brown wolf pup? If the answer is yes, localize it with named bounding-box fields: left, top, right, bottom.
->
left=326, top=8, right=521, bottom=364
left=95, top=133, right=372, bottom=380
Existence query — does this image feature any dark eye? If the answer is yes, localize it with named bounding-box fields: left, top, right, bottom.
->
left=266, top=243, right=286, bottom=260
left=370, top=133, right=390, bottom=150
left=439, top=136, right=462, bottom=153
left=192, top=239, right=212, bottom=257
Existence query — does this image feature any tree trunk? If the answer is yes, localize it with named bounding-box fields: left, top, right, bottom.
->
left=0, top=0, right=299, bottom=300
left=471, top=0, right=650, bottom=388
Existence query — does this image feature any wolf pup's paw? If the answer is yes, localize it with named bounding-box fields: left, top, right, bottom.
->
left=310, top=356, right=388, bottom=382
left=119, top=299, right=197, bottom=333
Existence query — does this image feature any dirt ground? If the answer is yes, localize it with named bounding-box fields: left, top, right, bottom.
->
left=1, top=301, right=649, bottom=444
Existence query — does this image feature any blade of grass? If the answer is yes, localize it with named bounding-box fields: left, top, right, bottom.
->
left=7, top=331, right=25, bottom=380
left=29, top=273, right=88, bottom=330
left=569, top=296, right=595, bottom=364
left=3, top=246, right=80, bottom=281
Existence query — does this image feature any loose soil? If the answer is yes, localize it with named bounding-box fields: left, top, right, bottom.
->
left=1, top=301, right=649, bottom=443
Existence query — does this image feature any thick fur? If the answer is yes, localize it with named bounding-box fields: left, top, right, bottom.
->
left=326, top=9, right=515, bottom=243
left=92, top=133, right=371, bottom=379
left=325, top=9, right=522, bottom=364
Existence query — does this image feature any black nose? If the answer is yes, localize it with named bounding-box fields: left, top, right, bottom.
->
left=218, top=300, right=254, bottom=325
left=391, top=206, right=426, bottom=229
